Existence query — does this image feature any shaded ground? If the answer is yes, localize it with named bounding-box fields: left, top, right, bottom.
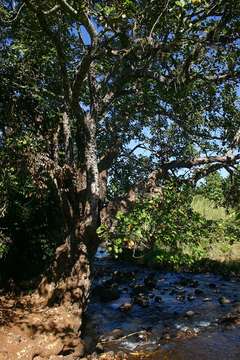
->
left=0, top=293, right=85, bottom=359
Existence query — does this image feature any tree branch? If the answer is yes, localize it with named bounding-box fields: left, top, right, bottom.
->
left=149, top=0, right=170, bottom=39
left=0, top=2, right=25, bottom=24
left=161, top=153, right=240, bottom=172
left=43, top=4, right=60, bottom=15
left=57, top=0, right=98, bottom=44
left=71, top=51, right=93, bottom=109
left=24, top=0, right=71, bottom=104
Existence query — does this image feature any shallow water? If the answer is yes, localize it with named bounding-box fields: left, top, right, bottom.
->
left=85, top=249, right=240, bottom=359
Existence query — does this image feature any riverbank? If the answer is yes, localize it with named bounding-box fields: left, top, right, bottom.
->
left=0, top=252, right=239, bottom=359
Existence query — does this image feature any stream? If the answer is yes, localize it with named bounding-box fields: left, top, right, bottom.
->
left=84, top=247, right=240, bottom=359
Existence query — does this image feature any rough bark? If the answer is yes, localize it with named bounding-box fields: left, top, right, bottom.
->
left=32, top=112, right=101, bottom=357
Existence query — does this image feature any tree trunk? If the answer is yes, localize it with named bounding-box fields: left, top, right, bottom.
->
left=35, top=113, right=100, bottom=358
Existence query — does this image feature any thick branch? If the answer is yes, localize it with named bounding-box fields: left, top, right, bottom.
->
left=161, top=153, right=240, bottom=172
left=71, top=51, right=93, bottom=109
left=145, top=152, right=240, bottom=189
left=192, top=163, right=225, bottom=184
left=98, top=139, right=122, bottom=172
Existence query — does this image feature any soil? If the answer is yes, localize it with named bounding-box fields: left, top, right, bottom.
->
left=0, top=292, right=85, bottom=360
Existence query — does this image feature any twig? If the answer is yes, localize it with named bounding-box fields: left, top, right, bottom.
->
left=149, top=0, right=170, bottom=39
left=0, top=2, right=25, bottom=24
left=43, top=4, right=60, bottom=15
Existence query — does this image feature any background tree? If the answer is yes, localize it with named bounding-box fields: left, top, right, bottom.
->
left=0, top=0, right=240, bottom=350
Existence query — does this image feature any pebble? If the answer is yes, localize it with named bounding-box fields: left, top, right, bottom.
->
left=162, top=333, right=171, bottom=340
left=185, top=310, right=195, bottom=317
left=110, top=329, right=124, bottom=340
left=198, top=321, right=211, bottom=327
left=119, top=303, right=132, bottom=312
left=134, top=294, right=149, bottom=307
left=219, top=296, right=231, bottom=305
left=96, top=343, right=104, bottom=353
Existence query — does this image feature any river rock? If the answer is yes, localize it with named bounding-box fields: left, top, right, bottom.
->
left=0, top=352, right=8, bottom=360
left=162, top=332, right=171, bottom=340
left=40, top=338, right=63, bottom=357
left=96, top=343, right=104, bottom=353
left=233, top=302, right=240, bottom=313
left=144, top=274, right=157, bottom=289
left=155, top=296, right=163, bottom=303
left=119, top=303, right=132, bottom=312
left=195, top=289, right=204, bottom=296
left=98, top=285, right=120, bottom=302
left=96, top=351, right=127, bottom=360
left=176, top=294, right=185, bottom=301
left=110, top=329, right=124, bottom=340
left=185, top=310, right=195, bottom=317
left=219, top=296, right=231, bottom=305
left=134, top=294, right=149, bottom=307
left=132, top=284, right=146, bottom=295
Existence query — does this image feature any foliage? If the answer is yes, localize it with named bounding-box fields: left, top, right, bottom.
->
left=223, top=169, right=240, bottom=211
left=197, top=173, right=226, bottom=207
left=0, top=231, right=11, bottom=259
left=0, top=135, right=64, bottom=280
left=98, top=183, right=213, bottom=265
left=99, top=180, right=240, bottom=268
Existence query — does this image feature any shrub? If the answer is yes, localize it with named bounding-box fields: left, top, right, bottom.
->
left=98, top=183, right=213, bottom=265
left=98, top=182, right=240, bottom=268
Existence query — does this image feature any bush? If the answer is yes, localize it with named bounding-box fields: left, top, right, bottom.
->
left=0, top=142, right=64, bottom=281
left=98, top=182, right=240, bottom=269
left=98, top=183, right=213, bottom=266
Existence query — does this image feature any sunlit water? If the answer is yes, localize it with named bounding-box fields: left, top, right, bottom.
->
left=84, top=248, right=240, bottom=359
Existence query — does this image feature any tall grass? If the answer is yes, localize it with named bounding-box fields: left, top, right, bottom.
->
left=191, top=195, right=228, bottom=220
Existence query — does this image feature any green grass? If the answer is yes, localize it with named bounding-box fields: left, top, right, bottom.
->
left=191, top=195, right=228, bottom=220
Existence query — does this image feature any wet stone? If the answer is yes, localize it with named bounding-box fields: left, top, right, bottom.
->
left=98, top=285, right=120, bottom=302
left=219, top=296, right=231, bottom=305
left=176, top=294, right=185, bottom=301
left=119, top=303, right=132, bottom=312
left=232, top=302, right=240, bottom=313
left=185, top=310, right=195, bottom=318
left=95, top=343, right=104, bottom=353
left=134, top=294, right=150, bottom=307
left=132, top=284, right=146, bottom=295
left=102, top=329, right=124, bottom=342
left=162, top=333, right=171, bottom=340
left=144, top=274, right=157, bottom=289
left=155, top=296, right=163, bottom=303
left=195, top=289, right=204, bottom=296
